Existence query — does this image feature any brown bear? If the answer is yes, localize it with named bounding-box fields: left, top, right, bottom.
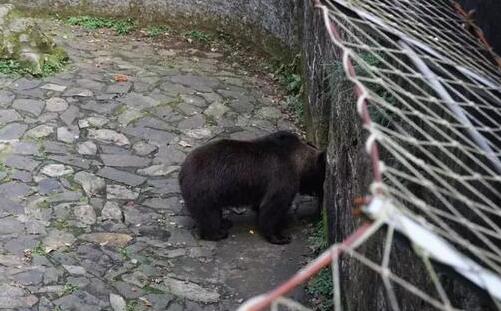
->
left=178, top=130, right=326, bottom=244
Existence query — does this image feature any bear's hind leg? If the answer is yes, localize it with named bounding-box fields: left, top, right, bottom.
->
left=258, top=191, right=295, bottom=244
left=198, top=207, right=228, bottom=241
left=221, top=218, right=233, bottom=230
left=186, top=200, right=228, bottom=241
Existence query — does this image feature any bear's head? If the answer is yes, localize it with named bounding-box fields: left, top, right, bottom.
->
left=296, top=141, right=326, bottom=197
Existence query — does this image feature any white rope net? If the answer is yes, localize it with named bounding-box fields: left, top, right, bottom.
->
left=239, top=0, right=501, bottom=310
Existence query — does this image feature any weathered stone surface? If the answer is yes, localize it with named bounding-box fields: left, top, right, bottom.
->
left=13, top=270, right=44, bottom=285
left=146, top=178, right=179, bottom=195
left=178, top=114, right=205, bottom=129
left=46, top=97, right=68, bottom=112
left=57, top=126, right=79, bottom=143
left=52, top=290, right=106, bottom=310
left=0, top=217, right=25, bottom=234
left=0, top=109, right=21, bottom=124
left=158, top=277, right=220, bottom=303
left=11, top=141, right=39, bottom=155
left=180, top=94, right=207, bottom=107
left=0, top=198, right=24, bottom=216
left=132, top=141, right=157, bottom=156
left=117, top=108, right=143, bottom=126
left=170, top=75, right=219, bottom=92
left=256, top=106, right=282, bottom=120
left=63, top=88, right=94, bottom=97
left=100, top=154, right=150, bottom=167
left=88, top=129, right=130, bottom=146
left=4, top=154, right=39, bottom=170
left=41, top=164, right=74, bottom=177
left=77, top=141, right=98, bottom=155
left=12, top=78, right=41, bottom=91
left=74, top=171, right=106, bottom=196
left=123, top=125, right=175, bottom=144
left=122, top=270, right=149, bottom=288
left=43, top=141, right=70, bottom=154
left=106, top=82, right=132, bottom=94
left=79, top=232, right=133, bottom=247
left=48, top=155, right=90, bottom=169
left=38, top=177, right=62, bottom=194
left=184, top=128, right=212, bottom=139
left=100, top=144, right=131, bottom=155
left=81, top=100, right=119, bottom=114
left=11, top=169, right=30, bottom=182
left=47, top=191, right=82, bottom=203
left=41, top=83, right=67, bottom=92
left=0, top=123, right=28, bottom=140
left=0, top=181, right=31, bottom=201
left=109, top=293, right=126, bottom=311
left=105, top=184, right=139, bottom=200
left=0, top=90, right=15, bottom=108
left=63, top=265, right=87, bottom=275
left=78, top=116, right=108, bottom=129
left=25, top=124, right=54, bottom=138
left=101, top=201, right=123, bottom=221
left=12, top=99, right=44, bottom=116
left=0, top=295, right=39, bottom=308
left=177, top=102, right=202, bottom=115
left=43, top=229, right=76, bottom=250
left=143, top=197, right=182, bottom=213
left=113, top=281, right=145, bottom=299
left=154, top=145, right=186, bottom=165
left=60, top=105, right=80, bottom=126
left=74, top=204, right=97, bottom=225
left=204, top=102, right=229, bottom=119
left=119, top=92, right=158, bottom=110
left=97, top=167, right=146, bottom=187
left=137, top=164, right=180, bottom=176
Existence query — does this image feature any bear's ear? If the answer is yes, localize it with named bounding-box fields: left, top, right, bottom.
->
left=318, top=151, right=327, bottom=169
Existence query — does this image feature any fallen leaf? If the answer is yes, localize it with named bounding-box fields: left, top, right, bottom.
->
left=179, top=140, right=192, bottom=147
left=113, top=74, right=129, bottom=82
left=139, top=297, right=153, bottom=307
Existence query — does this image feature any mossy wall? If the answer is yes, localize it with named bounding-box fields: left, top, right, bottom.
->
left=5, top=0, right=298, bottom=63
left=0, top=4, right=67, bottom=75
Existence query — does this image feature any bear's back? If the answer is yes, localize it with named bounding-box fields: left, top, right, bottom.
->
left=179, top=133, right=301, bottom=206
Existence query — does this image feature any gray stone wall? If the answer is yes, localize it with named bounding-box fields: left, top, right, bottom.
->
left=7, top=0, right=298, bottom=51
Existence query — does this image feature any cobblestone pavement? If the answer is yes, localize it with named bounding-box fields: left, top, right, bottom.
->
left=0, top=19, right=316, bottom=310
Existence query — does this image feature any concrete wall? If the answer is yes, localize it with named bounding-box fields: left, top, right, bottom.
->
left=8, top=0, right=298, bottom=54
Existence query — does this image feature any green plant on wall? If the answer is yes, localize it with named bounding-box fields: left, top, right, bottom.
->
left=353, top=51, right=398, bottom=127
left=0, top=54, right=67, bottom=77
left=274, top=54, right=305, bottom=126
left=147, top=25, right=170, bottom=37
left=66, top=16, right=136, bottom=35
left=0, top=60, right=25, bottom=75
left=183, top=30, right=211, bottom=43
left=306, top=219, right=333, bottom=311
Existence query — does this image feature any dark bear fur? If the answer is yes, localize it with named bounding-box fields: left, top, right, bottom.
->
left=178, top=131, right=326, bottom=244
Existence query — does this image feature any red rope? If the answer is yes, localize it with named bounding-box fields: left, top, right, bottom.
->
left=313, top=0, right=383, bottom=186
left=452, top=1, right=501, bottom=69
left=241, top=2, right=387, bottom=310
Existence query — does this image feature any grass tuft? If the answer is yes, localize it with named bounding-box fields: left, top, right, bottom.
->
left=66, top=16, right=136, bottom=35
